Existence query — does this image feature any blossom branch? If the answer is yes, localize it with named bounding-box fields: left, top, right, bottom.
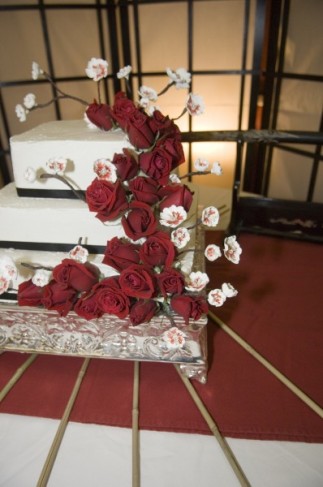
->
left=39, top=173, right=86, bottom=202
left=41, top=70, right=88, bottom=106
left=20, top=262, right=53, bottom=271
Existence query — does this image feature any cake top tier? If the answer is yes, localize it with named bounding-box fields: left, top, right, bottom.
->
left=11, top=120, right=127, bottom=144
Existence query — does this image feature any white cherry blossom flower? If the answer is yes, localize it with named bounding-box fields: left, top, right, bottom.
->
left=169, top=173, right=181, bottom=184
left=31, top=61, right=43, bottom=80
left=24, top=167, right=37, bottom=183
left=0, top=276, right=10, bottom=295
left=85, top=58, right=108, bottom=81
left=0, top=256, right=17, bottom=281
left=208, top=288, right=226, bottom=307
left=139, top=97, right=150, bottom=109
left=166, top=67, right=191, bottom=89
left=185, top=271, right=209, bottom=292
left=223, top=235, right=242, bottom=264
left=160, top=205, right=187, bottom=228
left=204, top=244, right=222, bottom=261
left=117, top=65, right=132, bottom=80
left=163, top=327, right=186, bottom=349
left=222, top=282, right=238, bottom=298
left=93, top=158, right=117, bottom=182
left=171, top=227, right=190, bottom=249
left=46, top=157, right=68, bottom=175
left=211, top=161, right=223, bottom=175
left=202, top=206, right=219, bottom=227
left=23, top=93, right=37, bottom=109
left=15, top=104, right=27, bottom=122
left=69, top=245, right=89, bottom=263
left=186, top=93, right=205, bottom=116
left=32, top=269, right=52, bottom=287
left=138, top=85, right=158, bottom=101
left=194, top=158, right=209, bottom=171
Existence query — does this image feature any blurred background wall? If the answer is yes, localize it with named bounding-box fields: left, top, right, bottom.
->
left=0, top=0, right=322, bottom=204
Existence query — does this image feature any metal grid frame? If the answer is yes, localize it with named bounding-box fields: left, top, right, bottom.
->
left=0, top=0, right=323, bottom=240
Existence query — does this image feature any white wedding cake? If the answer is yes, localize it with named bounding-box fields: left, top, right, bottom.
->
left=0, top=119, right=199, bottom=299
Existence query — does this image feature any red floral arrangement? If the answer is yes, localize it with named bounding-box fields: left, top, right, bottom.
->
left=5, top=58, right=243, bottom=326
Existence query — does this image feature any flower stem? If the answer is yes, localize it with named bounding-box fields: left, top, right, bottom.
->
left=157, top=81, right=175, bottom=97
left=39, top=173, right=86, bottom=202
left=42, top=71, right=88, bottom=106
left=172, top=107, right=187, bottom=121
left=20, top=262, right=53, bottom=271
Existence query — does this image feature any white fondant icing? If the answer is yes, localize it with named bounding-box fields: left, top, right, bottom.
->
left=10, top=120, right=129, bottom=192
left=0, top=183, right=124, bottom=246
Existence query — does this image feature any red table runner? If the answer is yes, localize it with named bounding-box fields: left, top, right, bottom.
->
left=1, top=232, right=323, bottom=442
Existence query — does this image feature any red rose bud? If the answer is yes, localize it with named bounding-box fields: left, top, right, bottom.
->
left=126, top=109, right=155, bottom=149
left=74, top=291, right=104, bottom=320
left=112, top=149, right=138, bottom=181
left=122, top=201, right=157, bottom=241
left=128, top=176, right=161, bottom=205
left=139, top=231, right=176, bottom=268
left=157, top=268, right=185, bottom=298
left=17, top=279, right=44, bottom=307
left=139, top=146, right=173, bottom=185
left=110, top=91, right=137, bottom=130
left=157, top=136, right=185, bottom=170
left=41, top=281, right=77, bottom=317
left=130, top=299, right=158, bottom=326
left=148, top=110, right=181, bottom=139
left=96, top=280, right=131, bottom=319
left=52, top=259, right=100, bottom=293
left=119, top=264, right=156, bottom=299
left=159, top=183, right=194, bottom=212
left=86, top=178, right=128, bottom=222
left=170, top=294, right=208, bottom=325
left=103, top=237, right=140, bottom=272
left=86, top=103, right=114, bottom=131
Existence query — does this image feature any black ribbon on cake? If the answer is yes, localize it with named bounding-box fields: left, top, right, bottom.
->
left=16, top=188, right=85, bottom=200
left=0, top=241, right=106, bottom=254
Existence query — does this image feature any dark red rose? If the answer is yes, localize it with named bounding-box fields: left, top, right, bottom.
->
left=85, top=102, right=114, bottom=131
left=74, top=291, right=104, bottom=320
left=139, top=231, right=176, bottom=268
left=122, top=201, right=157, bottom=241
left=130, top=299, right=158, bottom=326
left=95, top=277, right=131, bottom=319
left=128, top=176, right=161, bottom=205
left=110, top=91, right=137, bottom=130
left=17, top=279, right=44, bottom=307
left=119, top=264, right=156, bottom=299
left=157, top=269, right=185, bottom=297
left=126, top=109, right=155, bottom=149
left=112, top=149, right=138, bottom=181
left=139, top=146, right=173, bottom=185
left=52, top=259, right=99, bottom=293
left=170, top=294, right=208, bottom=324
left=103, top=237, right=140, bottom=272
left=159, top=183, right=194, bottom=212
left=41, top=281, right=77, bottom=317
left=86, top=178, right=128, bottom=222
left=148, top=110, right=181, bottom=138
left=156, top=136, right=185, bottom=170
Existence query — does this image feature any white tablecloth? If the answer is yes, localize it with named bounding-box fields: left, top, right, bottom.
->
left=1, top=413, right=323, bottom=487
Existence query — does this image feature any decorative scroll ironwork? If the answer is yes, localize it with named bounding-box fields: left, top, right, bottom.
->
left=0, top=305, right=208, bottom=382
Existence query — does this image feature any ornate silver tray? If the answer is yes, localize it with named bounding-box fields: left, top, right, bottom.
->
left=0, top=304, right=208, bottom=382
